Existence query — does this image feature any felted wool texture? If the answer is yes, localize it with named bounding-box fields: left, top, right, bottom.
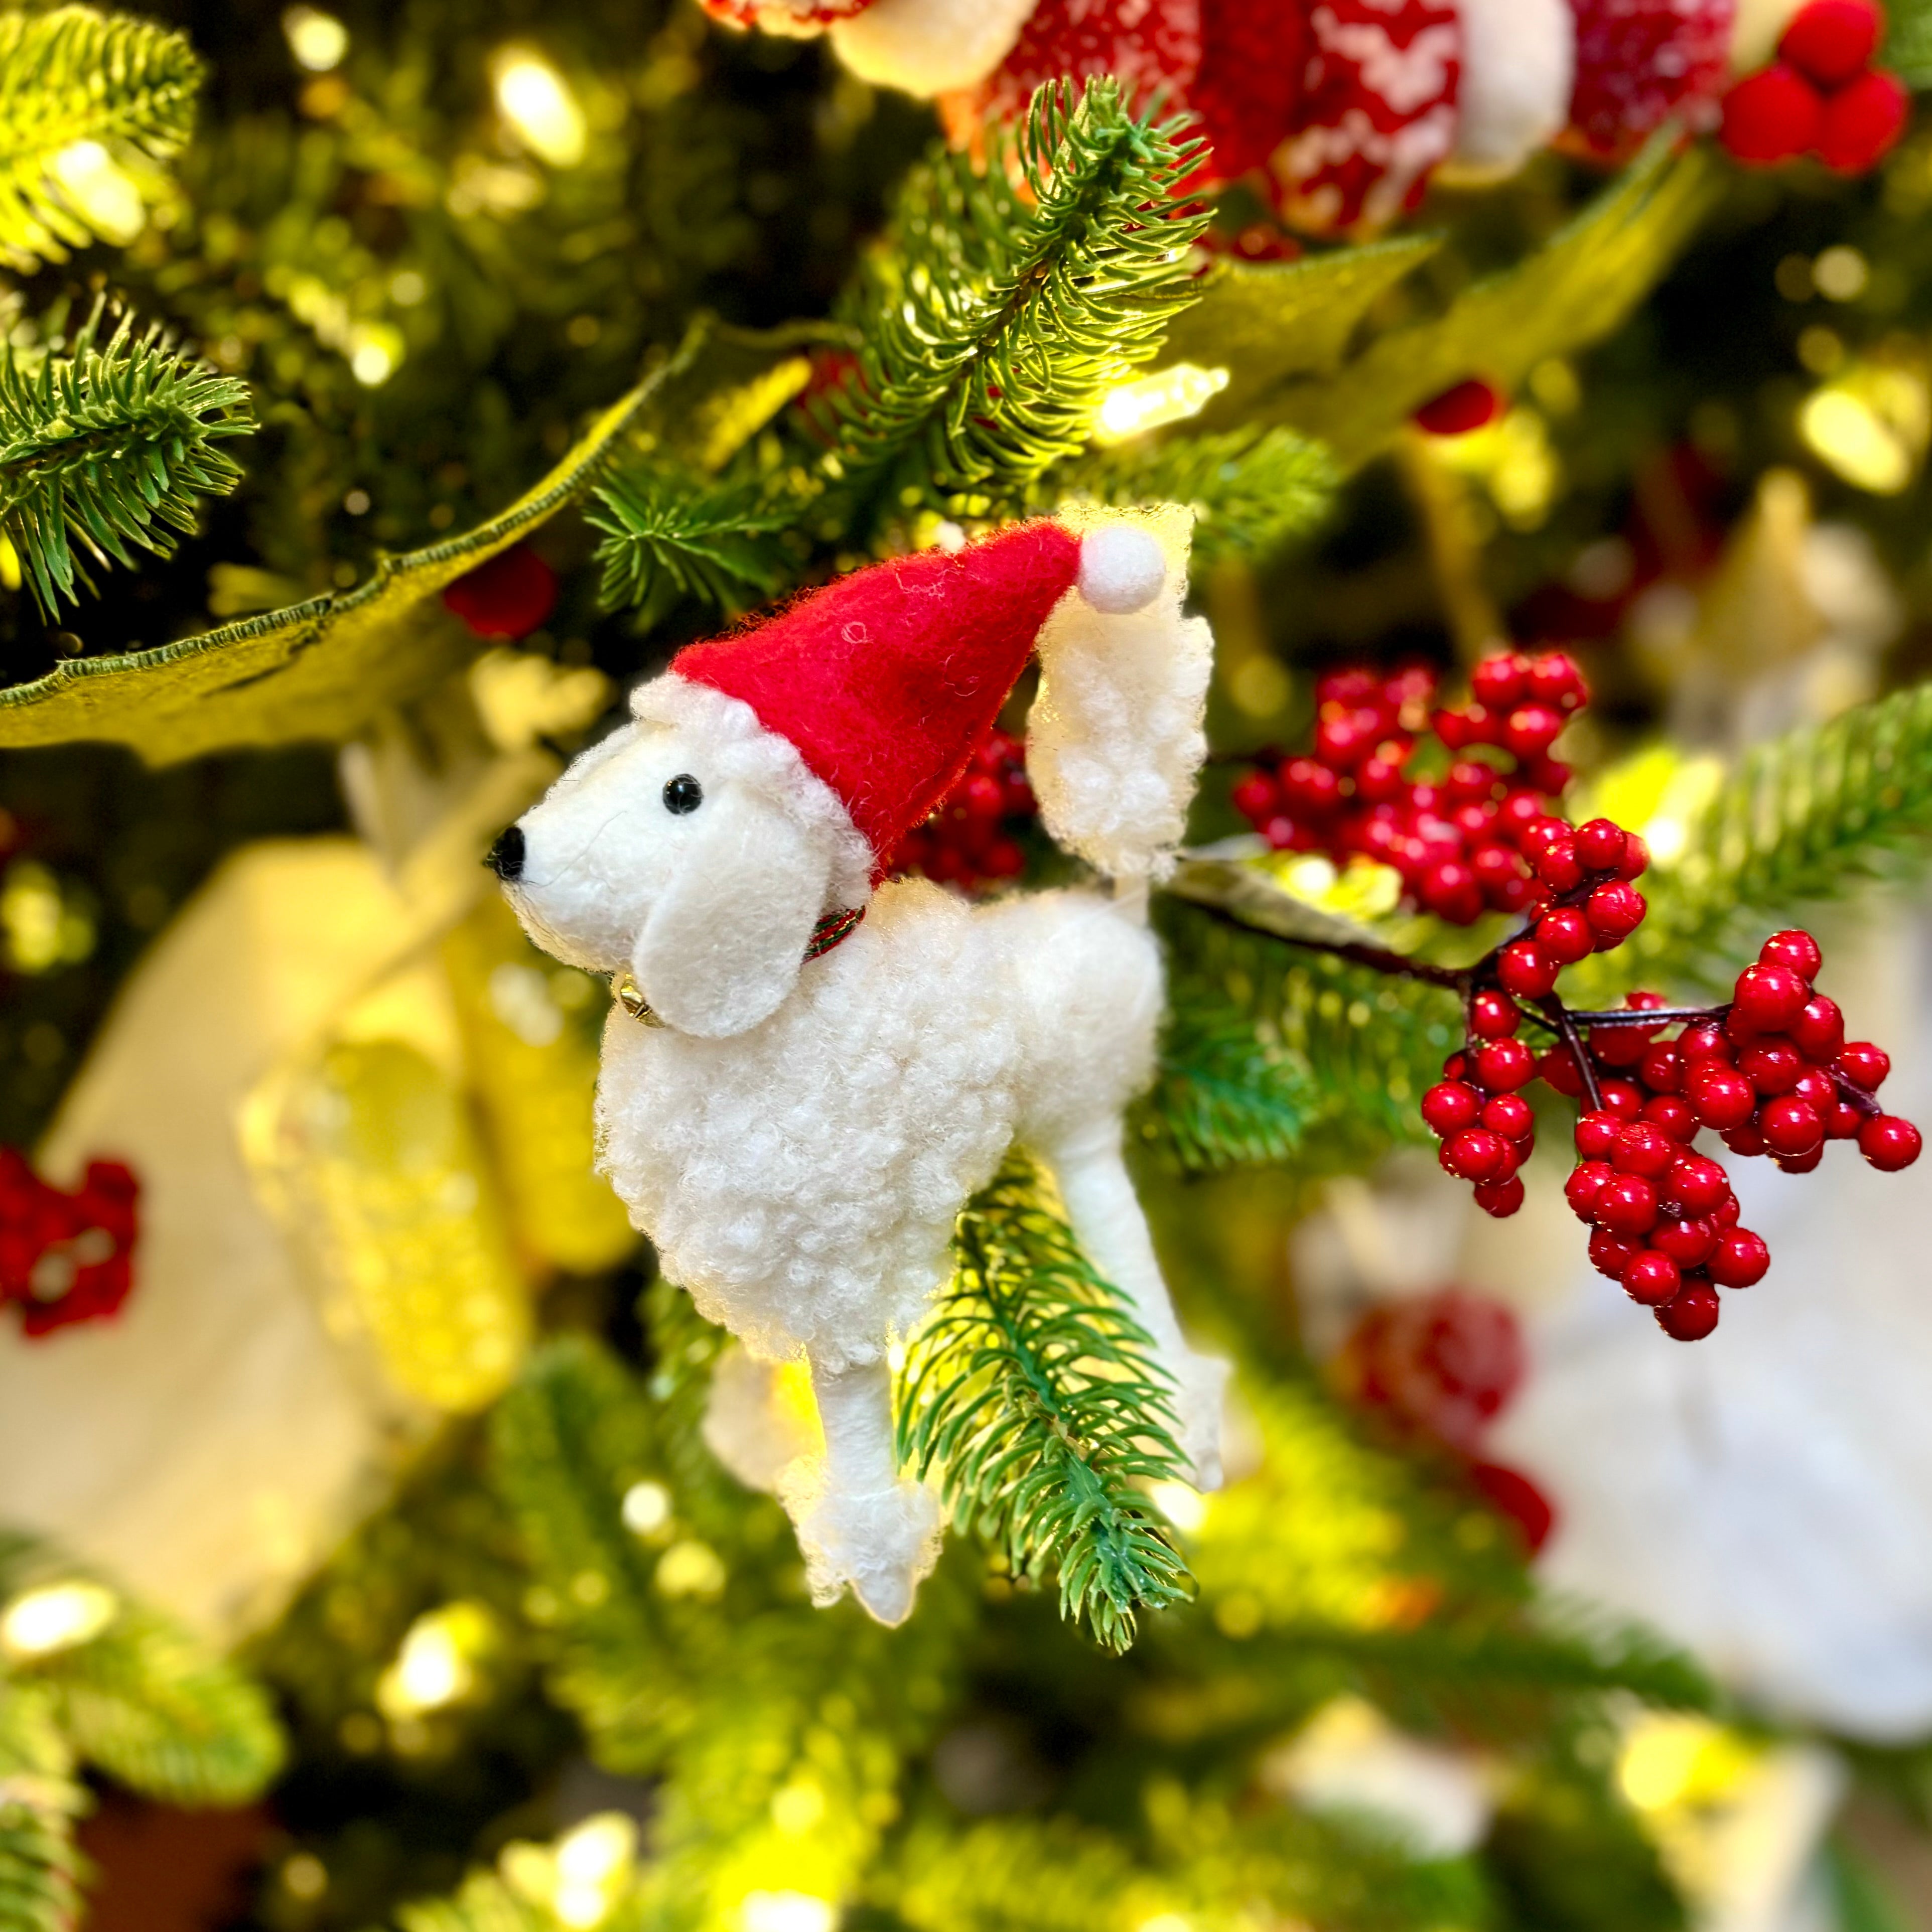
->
left=593, top=875, right=1165, bottom=1371
left=1028, top=501, right=1212, bottom=882
left=672, top=521, right=1082, bottom=869
left=698, top=0, right=874, bottom=34
left=1439, top=0, right=1575, bottom=176
left=1563, top=0, right=1736, bottom=155
left=830, top=0, right=1041, bottom=92
left=962, top=0, right=1206, bottom=143
left=700, top=1346, right=821, bottom=1493
left=1189, top=0, right=1306, bottom=179
left=1270, top=0, right=1462, bottom=232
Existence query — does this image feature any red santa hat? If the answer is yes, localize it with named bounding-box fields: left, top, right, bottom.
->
left=628, top=518, right=1172, bottom=905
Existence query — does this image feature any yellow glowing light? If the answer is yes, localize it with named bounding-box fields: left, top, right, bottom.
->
left=654, top=1540, right=727, bottom=1599
left=1148, top=1479, right=1206, bottom=1533
left=1, top=1582, right=117, bottom=1660
left=1814, top=245, right=1869, bottom=303
left=283, top=6, right=348, bottom=71
left=1093, top=363, right=1230, bottom=444
left=740, top=1891, right=837, bottom=1932
left=1800, top=386, right=1917, bottom=494
left=492, top=49, right=588, bottom=168
left=51, top=142, right=143, bottom=244
left=348, top=323, right=401, bottom=387
left=551, top=1814, right=636, bottom=1928
left=2, top=861, right=92, bottom=974
left=1618, top=1716, right=1718, bottom=1812
left=376, top=1602, right=494, bottom=1718
left=282, top=1854, right=328, bottom=1901
left=620, top=1481, right=671, bottom=1536
left=1137, top=1916, right=1193, bottom=1932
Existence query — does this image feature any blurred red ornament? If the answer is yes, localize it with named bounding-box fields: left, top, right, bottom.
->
left=442, top=545, right=559, bottom=640
left=1414, top=377, right=1503, bottom=436
left=0, top=1148, right=141, bottom=1337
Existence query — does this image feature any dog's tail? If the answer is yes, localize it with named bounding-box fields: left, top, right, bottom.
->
left=1026, top=503, right=1212, bottom=886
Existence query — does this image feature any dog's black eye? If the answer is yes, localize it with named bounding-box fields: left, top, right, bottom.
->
left=662, top=773, right=704, bottom=815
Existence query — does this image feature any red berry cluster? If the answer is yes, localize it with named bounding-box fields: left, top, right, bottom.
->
left=0, top=1150, right=140, bottom=1337
left=1229, top=649, right=1590, bottom=924
left=1335, top=1288, right=1555, bottom=1551
left=888, top=728, right=1035, bottom=890
left=1721, top=0, right=1906, bottom=172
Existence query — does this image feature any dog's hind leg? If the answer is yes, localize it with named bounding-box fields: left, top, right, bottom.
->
left=780, top=1353, right=942, bottom=1626
left=1038, top=1119, right=1228, bottom=1491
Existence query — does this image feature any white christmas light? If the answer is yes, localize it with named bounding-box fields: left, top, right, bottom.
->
left=51, top=142, right=143, bottom=244
left=493, top=49, right=588, bottom=169
left=1093, top=364, right=1229, bottom=445
left=1, top=1581, right=117, bottom=1660
left=619, top=1480, right=671, bottom=1535
left=740, top=1891, right=836, bottom=1932
left=283, top=7, right=348, bottom=71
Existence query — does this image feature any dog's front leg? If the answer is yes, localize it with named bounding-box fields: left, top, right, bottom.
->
left=779, top=1353, right=942, bottom=1626
left=1041, top=1121, right=1229, bottom=1491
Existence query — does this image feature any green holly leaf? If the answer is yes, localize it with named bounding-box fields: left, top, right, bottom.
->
left=1155, top=231, right=1443, bottom=429
left=0, top=338, right=701, bottom=765
left=1261, top=136, right=1724, bottom=471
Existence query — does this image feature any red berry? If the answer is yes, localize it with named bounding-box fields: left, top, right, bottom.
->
left=1665, top=1155, right=1729, bottom=1214
left=1779, top=0, right=1881, bottom=85
left=1775, top=1145, right=1825, bottom=1174
left=1713, top=1193, right=1741, bottom=1228
left=1281, top=756, right=1342, bottom=814
left=1471, top=652, right=1531, bottom=710
left=1657, top=1283, right=1721, bottom=1341
left=1791, top=996, right=1845, bottom=1062
left=1721, top=62, right=1824, bottom=165
left=1482, top=1092, right=1534, bottom=1139
left=1709, top=1229, right=1771, bottom=1288
left=1791, top=1068, right=1837, bottom=1113
left=1638, top=1041, right=1683, bottom=1092
left=1759, top=929, right=1823, bottom=981
left=1416, top=378, right=1504, bottom=437
left=1528, top=652, right=1585, bottom=709
left=1685, top=1066, right=1754, bottom=1131
left=1599, top=1079, right=1644, bottom=1121
left=1585, top=882, right=1645, bottom=943
left=1738, top=1041, right=1802, bottom=1095
left=1653, top=1215, right=1718, bottom=1267
left=1474, top=1038, right=1535, bottom=1093
left=1445, top=1128, right=1510, bottom=1183
left=1505, top=704, right=1565, bottom=759
left=983, top=840, right=1025, bottom=878
left=1732, top=964, right=1810, bottom=1031
left=1589, top=1227, right=1643, bottom=1279
left=1641, top=1095, right=1700, bottom=1143
left=1537, top=1046, right=1586, bottom=1097
left=1497, top=790, right=1545, bottom=841
left=1357, top=752, right=1407, bottom=803
left=1678, top=1022, right=1731, bottom=1064
left=1231, top=772, right=1279, bottom=822
left=1616, top=833, right=1650, bottom=882
left=1533, top=835, right=1584, bottom=894
left=1422, top=1081, right=1483, bottom=1136
left=1859, top=1114, right=1922, bottom=1171
left=1474, top=1175, right=1527, bottom=1218
left=962, top=773, right=1006, bottom=818
left=1622, top=1250, right=1683, bottom=1306
left=1566, top=1160, right=1614, bottom=1219
left=1575, top=1111, right=1623, bottom=1159
left=1470, top=990, right=1520, bottom=1039
left=1592, top=1024, right=1653, bottom=1070
left=1759, top=1095, right=1824, bottom=1156
left=1825, top=1100, right=1865, bottom=1140
left=1573, top=818, right=1628, bottom=873
left=1444, top=1051, right=1471, bottom=1081
left=1613, top=1122, right=1677, bottom=1179
left=1838, top=1041, right=1890, bottom=1091
left=1721, top=1121, right=1769, bottom=1157
left=1499, top=941, right=1559, bottom=998
left=1423, top=859, right=1484, bottom=925
left=1817, top=67, right=1909, bottom=173
left=1595, top=1174, right=1660, bottom=1237
left=1536, top=906, right=1596, bottom=965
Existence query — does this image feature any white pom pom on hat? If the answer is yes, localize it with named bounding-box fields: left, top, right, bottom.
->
left=1078, top=523, right=1168, bottom=615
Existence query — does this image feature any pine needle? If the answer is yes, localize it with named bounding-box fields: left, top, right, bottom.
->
left=898, top=1154, right=1193, bottom=1653
left=0, top=1687, right=87, bottom=1932
left=0, top=299, right=254, bottom=613
left=0, top=6, right=202, bottom=263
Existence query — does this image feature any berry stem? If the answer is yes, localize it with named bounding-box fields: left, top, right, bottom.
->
left=1562, top=1006, right=1726, bottom=1027
left=1537, top=996, right=1604, bottom=1112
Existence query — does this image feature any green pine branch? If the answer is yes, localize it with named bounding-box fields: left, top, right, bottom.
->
left=393, top=1869, right=554, bottom=1932
left=1136, top=992, right=1320, bottom=1173
left=818, top=78, right=1208, bottom=535
left=586, top=463, right=797, bottom=627
left=0, top=1687, right=86, bottom=1932
left=897, top=1153, right=1192, bottom=1653
left=1060, top=424, right=1337, bottom=569
left=1583, top=678, right=1932, bottom=997
left=0, top=300, right=254, bottom=613
left=0, top=6, right=202, bottom=263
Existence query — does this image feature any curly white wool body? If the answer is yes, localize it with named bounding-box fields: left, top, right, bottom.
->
left=500, top=509, right=1222, bottom=1626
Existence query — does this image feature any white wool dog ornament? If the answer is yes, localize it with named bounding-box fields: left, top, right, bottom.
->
left=495, top=506, right=1225, bottom=1626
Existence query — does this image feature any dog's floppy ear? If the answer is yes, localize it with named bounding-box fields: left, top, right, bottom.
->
left=630, top=783, right=836, bottom=1038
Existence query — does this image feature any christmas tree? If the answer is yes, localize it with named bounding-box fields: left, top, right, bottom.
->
left=4, top=1, right=1932, bottom=1928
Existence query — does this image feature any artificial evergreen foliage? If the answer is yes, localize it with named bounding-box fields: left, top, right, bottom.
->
left=0, top=299, right=251, bottom=614
left=898, top=1154, right=1191, bottom=1653
left=0, top=5, right=200, bottom=264
left=0, top=1687, right=86, bottom=1932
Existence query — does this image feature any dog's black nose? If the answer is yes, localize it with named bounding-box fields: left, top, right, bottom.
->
left=486, top=824, right=525, bottom=881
